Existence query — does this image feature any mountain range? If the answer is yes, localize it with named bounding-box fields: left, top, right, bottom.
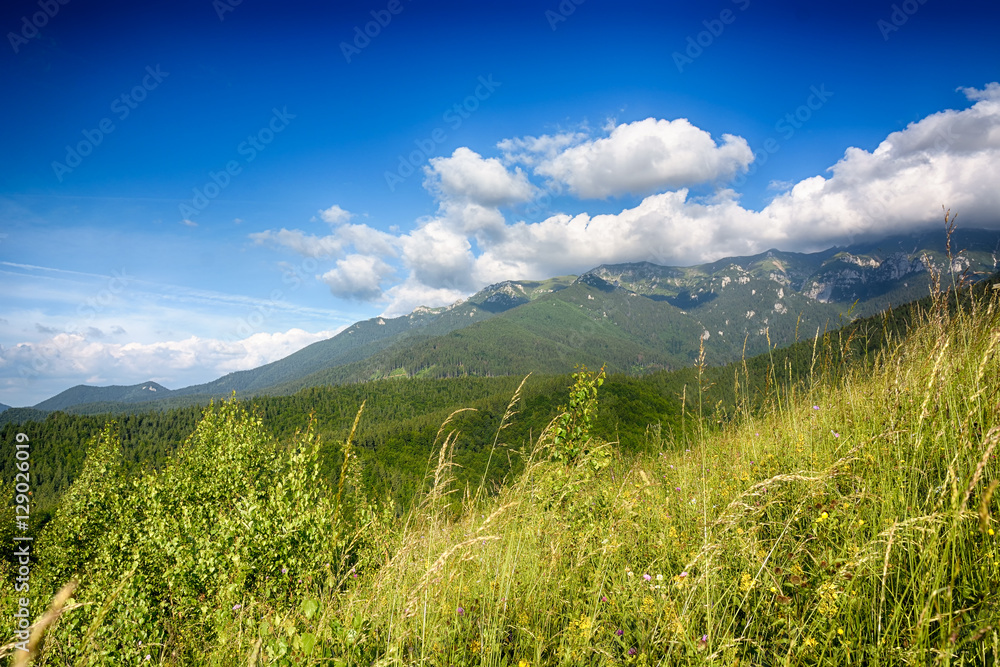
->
left=8, top=228, right=999, bottom=420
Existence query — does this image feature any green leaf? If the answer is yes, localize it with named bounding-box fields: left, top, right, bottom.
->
left=300, top=632, right=317, bottom=656
left=302, top=598, right=319, bottom=620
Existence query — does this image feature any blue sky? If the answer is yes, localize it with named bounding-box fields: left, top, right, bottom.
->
left=1, top=0, right=999, bottom=406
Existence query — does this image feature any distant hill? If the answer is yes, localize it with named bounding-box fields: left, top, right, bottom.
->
left=33, top=382, right=173, bottom=412
left=26, top=228, right=1000, bottom=415
left=0, top=402, right=9, bottom=413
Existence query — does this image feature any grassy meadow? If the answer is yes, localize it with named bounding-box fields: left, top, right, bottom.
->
left=2, top=278, right=999, bottom=666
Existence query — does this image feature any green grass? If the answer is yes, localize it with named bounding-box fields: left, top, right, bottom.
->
left=3, top=281, right=999, bottom=665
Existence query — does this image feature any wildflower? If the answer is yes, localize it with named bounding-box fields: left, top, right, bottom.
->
left=519, top=661, right=531, bottom=667
left=628, top=647, right=637, bottom=656
left=643, top=573, right=652, bottom=581
left=615, top=628, right=624, bottom=636
left=837, top=628, right=844, bottom=636
left=145, top=656, right=151, bottom=662
left=675, top=487, right=681, bottom=492
left=656, top=574, right=664, bottom=581
left=821, top=512, right=828, bottom=519
left=232, top=604, right=242, bottom=611
left=813, top=405, right=820, bottom=410
left=281, top=567, right=288, bottom=574
left=601, top=595, right=608, bottom=603
left=804, top=636, right=817, bottom=649
left=989, top=528, right=995, bottom=536
left=770, top=586, right=777, bottom=593
left=457, top=606, right=464, bottom=616
left=831, top=430, right=840, bottom=438
left=679, top=571, right=688, bottom=578
left=701, top=634, right=708, bottom=642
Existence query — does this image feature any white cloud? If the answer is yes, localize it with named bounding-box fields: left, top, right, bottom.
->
left=335, top=223, right=399, bottom=257
left=380, top=280, right=466, bottom=318
left=958, top=82, right=1000, bottom=102
left=319, top=204, right=353, bottom=225
left=0, top=327, right=343, bottom=404
left=498, top=130, right=589, bottom=166
left=400, top=220, right=476, bottom=291
left=249, top=228, right=346, bottom=258
left=321, top=254, right=395, bottom=301
left=529, top=117, right=754, bottom=198
left=181, top=218, right=198, bottom=227
left=425, top=147, right=535, bottom=206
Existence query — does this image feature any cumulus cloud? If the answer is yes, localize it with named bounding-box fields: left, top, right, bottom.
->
left=319, top=204, right=353, bottom=225
left=380, top=280, right=467, bottom=318
left=249, top=228, right=346, bottom=258
left=425, top=147, right=535, bottom=207
left=400, top=220, right=476, bottom=291
left=1, top=327, right=343, bottom=401
left=252, top=87, right=1000, bottom=317
left=958, top=82, right=1000, bottom=102
left=498, top=130, right=589, bottom=166
left=321, top=254, right=395, bottom=301
left=527, top=118, right=754, bottom=198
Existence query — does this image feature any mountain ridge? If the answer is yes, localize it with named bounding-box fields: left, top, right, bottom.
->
left=21, top=228, right=1000, bottom=415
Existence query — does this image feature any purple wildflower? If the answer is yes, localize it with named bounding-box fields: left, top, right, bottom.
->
left=628, top=647, right=637, bottom=656
left=615, top=628, right=624, bottom=636
left=643, top=573, right=651, bottom=581
left=457, top=606, right=464, bottom=616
